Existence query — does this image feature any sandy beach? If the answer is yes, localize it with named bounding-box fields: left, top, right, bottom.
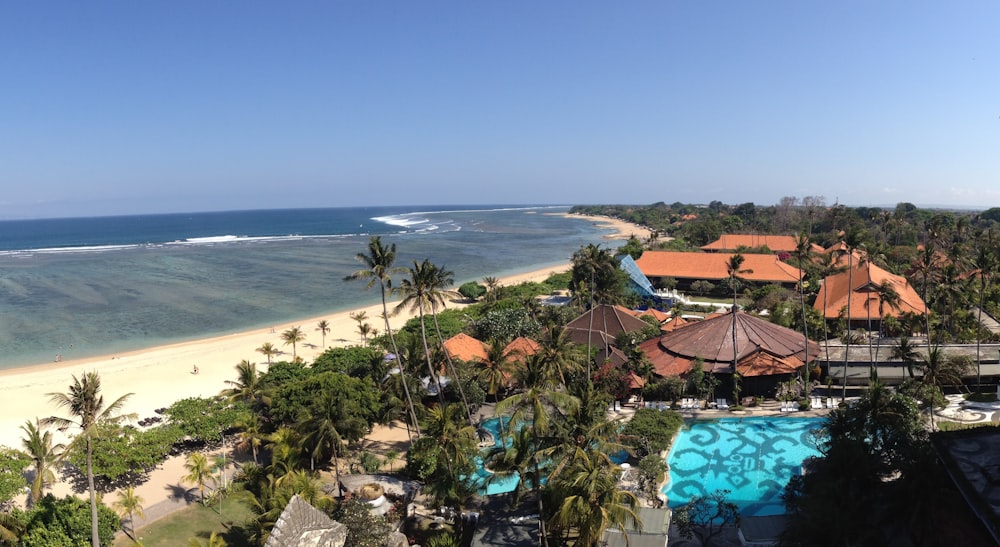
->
left=0, top=213, right=646, bottom=522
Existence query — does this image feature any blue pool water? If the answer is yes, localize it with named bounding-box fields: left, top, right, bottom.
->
left=664, top=417, right=824, bottom=517
left=473, top=417, right=628, bottom=496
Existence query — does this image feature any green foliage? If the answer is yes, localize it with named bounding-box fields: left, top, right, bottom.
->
left=617, top=235, right=645, bottom=260
left=270, top=371, right=381, bottom=428
left=672, top=489, right=739, bottom=546
left=637, top=453, right=668, bottom=500
left=332, top=498, right=393, bottom=547
left=358, top=452, right=382, bottom=473
left=471, top=308, right=541, bottom=345
left=620, top=408, right=683, bottom=456
left=0, top=446, right=30, bottom=505
left=19, top=494, right=119, bottom=547
left=312, top=345, right=386, bottom=380
left=259, top=360, right=310, bottom=387
left=66, top=423, right=180, bottom=485
left=642, top=375, right=685, bottom=403
left=458, top=281, right=486, bottom=300
left=166, top=397, right=250, bottom=444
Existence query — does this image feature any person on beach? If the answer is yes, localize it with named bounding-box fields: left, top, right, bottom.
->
left=193, top=364, right=199, bottom=374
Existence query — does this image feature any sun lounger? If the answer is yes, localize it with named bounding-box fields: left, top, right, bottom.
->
left=717, top=398, right=730, bottom=410
left=788, top=401, right=799, bottom=412
left=779, top=401, right=788, bottom=412
left=813, top=397, right=823, bottom=409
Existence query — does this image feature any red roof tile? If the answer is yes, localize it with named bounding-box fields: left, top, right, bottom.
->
left=442, top=333, right=489, bottom=363
left=812, top=262, right=926, bottom=320
left=702, top=234, right=819, bottom=253
left=635, top=251, right=803, bottom=284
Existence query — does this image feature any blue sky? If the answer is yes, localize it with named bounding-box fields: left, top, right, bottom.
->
left=1, top=2, right=998, bottom=219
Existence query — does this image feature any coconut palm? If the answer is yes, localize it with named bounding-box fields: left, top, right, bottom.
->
left=188, top=531, right=227, bottom=547
left=483, top=276, right=501, bottom=304
left=357, top=322, right=374, bottom=345
left=223, top=360, right=269, bottom=407
left=919, top=347, right=971, bottom=430
left=973, top=230, right=996, bottom=391
left=498, top=354, right=581, bottom=547
left=480, top=340, right=515, bottom=401
left=315, top=320, right=331, bottom=349
left=891, top=336, right=920, bottom=379
left=345, top=236, right=420, bottom=436
left=297, top=390, right=368, bottom=495
left=792, top=233, right=814, bottom=396
left=183, top=452, right=214, bottom=505
left=870, top=281, right=901, bottom=381
left=0, top=512, right=24, bottom=544
left=44, top=371, right=134, bottom=547
left=113, top=485, right=146, bottom=538
left=235, top=411, right=264, bottom=464
left=840, top=230, right=865, bottom=398
left=817, top=250, right=847, bottom=365
left=572, top=244, right=620, bottom=375
left=256, top=342, right=278, bottom=365
left=537, top=323, right=583, bottom=387
left=20, top=418, right=64, bottom=506
left=396, top=259, right=448, bottom=406
left=550, top=447, right=640, bottom=547
left=423, top=261, right=474, bottom=424
left=280, top=326, right=305, bottom=361
left=349, top=311, right=369, bottom=344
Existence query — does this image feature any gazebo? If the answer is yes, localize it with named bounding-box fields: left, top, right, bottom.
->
left=638, top=308, right=821, bottom=397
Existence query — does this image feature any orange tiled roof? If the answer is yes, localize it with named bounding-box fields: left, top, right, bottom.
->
left=638, top=309, right=819, bottom=377
left=634, top=251, right=803, bottom=284
left=627, top=372, right=646, bottom=389
left=812, top=262, right=926, bottom=320
left=660, top=316, right=693, bottom=332
left=442, top=333, right=489, bottom=363
left=702, top=234, right=821, bottom=253
left=502, top=337, right=540, bottom=364
left=631, top=308, right=671, bottom=323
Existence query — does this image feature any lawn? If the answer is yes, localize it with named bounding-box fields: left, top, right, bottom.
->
left=114, top=490, right=255, bottom=547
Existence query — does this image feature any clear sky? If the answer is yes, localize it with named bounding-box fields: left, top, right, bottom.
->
left=2, top=2, right=998, bottom=219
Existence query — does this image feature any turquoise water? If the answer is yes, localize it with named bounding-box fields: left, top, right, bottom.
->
left=0, top=206, right=610, bottom=369
left=664, top=417, right=823, bottom=517
left=473, top=417, right=628, bottom=496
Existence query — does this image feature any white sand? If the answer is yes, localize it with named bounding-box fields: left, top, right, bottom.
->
left=0, top=213, right=648, bottom=517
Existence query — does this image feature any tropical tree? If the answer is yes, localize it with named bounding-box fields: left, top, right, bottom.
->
left=188, top=531, right=227, bottom=547
left=973, top=230, right=996, bottom=392
left=280, top=326, right=305, bottom=361
left=20, top=418, right=64, bottom=506
left=345, top=236, right=420, bottom=436
left=235, top=411, right=265, bottom=464
left=572, top=244, right=623, bottom=374
left=423, top=261, right=475, bottom=424
left=183, top=452, right=214, bottom=505
left=256, top=342, right=278, bottom=365
left=498, top=354, right=581, bottom=547
left=396, top=259, right=448, bottom=406
left=43, top=371, right=134, bottom=547
left=919, top=348, right=972, bottom=430
left=0, top=511, right=23, bottom=544
left=817, top=250, right=847, bottom=365
left=357, top=322, right=375, bottom=345
left=297, top=390, right=369, bottom=494
left=483, top=275, right=502, bottom=304
left=870, top=280, right=901, bottom=380
left=840, top=230, right=865, bottom=398
left=223, top=360, right=269, bottom=407
left=112, top=485, right=145, bottom=539
left=316, top=319, right=331, bottom=349
left=550, top=448, right=640, bottom=547
left=792, top=233, right=814, bottom=396
left=891, top=336, right=920, bottom=379
left=480, top=340, right=514, bottom=401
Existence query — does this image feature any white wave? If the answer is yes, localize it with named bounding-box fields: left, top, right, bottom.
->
left=371, top=214, right=432, bottom=228
left=0, top=244, right=144, bottom=256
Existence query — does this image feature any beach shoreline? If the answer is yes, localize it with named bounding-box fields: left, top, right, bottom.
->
left=0, top=213, right=649, bottom=450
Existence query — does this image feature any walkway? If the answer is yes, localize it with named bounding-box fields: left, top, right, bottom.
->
left=972, top=307, right=1000, bottom=336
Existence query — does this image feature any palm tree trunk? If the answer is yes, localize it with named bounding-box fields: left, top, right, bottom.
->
left=87, top=437, right=100, bottom=547
left=799, top=266, right=810, bottom=398
left=431, top=306, right=473, bottom=426
left=843, top=255, right=853, bottom=399
left=382, top=281, right=420, bottom=437
left=531, top=425, right=549, bottom=547
left=419, top=308, right=446, bottom=406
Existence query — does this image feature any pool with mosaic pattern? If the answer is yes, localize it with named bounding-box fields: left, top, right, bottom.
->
left=664, top=417, right=824, bottom=516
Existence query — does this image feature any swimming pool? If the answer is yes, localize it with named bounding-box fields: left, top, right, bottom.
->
left=664, top=417, right=823, bottom=517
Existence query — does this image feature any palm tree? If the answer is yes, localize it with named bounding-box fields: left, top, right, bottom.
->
left=423, top=261, right=474, bottom=424
left=725, top=254, right=752, bottom=374
left=572, top=244, right=619, bottom=375
left=817, top=250, right=847, bottom=366
left=297, top=391, right=368, bottom=495
left=891, top=336, right=920, bottom=379
left=498, top=354, right=581, bottom=547
left=841, top=231, right=865, bottom=398
left=345, top=236, right=420, bottom=436
left=223, top=360, right=269, bottom=407
left=349, top=311, right=369, bottom=344
left=973, top=230, right=996, bottom=392
left=113, top=485, right=146, bottom=539
left=44, top=372, right=134, bottom=547
left=280, top=326, right=305, bottom=361
left=316, top=320, right=331, bottom=349
left=0, top=512, right=23, bottom=544
left=483, top=276, right=501, bottom=304
left=20, top=418, right=64, bottom=506
left=550, top=448, right=640, bottom=546
left=235, top=412, right=264, bottom=464
left=870, top=280, right=901, bottom=381
left=480, top=341, right=515, bottom=401
left=385, top=449, right=399, bottom=472
left=792, top=233, right=814, bottom=396
left=913, top=243, right=937, bottom=340
left=396, top=259, right=448, bottom=406
left=256, top=342, right=278, bottom=365
left=537, top=323, right=583, bottom=387
left=188, top=531, right=227, bottom=547
left=919, top=347, right=970, bottom=431
left=183, top=452, right=214, bottom=505
left=357, top=322, right=374, bottom=345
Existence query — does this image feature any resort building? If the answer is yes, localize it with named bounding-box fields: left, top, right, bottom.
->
left=812, top=261, right=926, bottom=330
left=701, top=233, right=823, bottom=254
left=442, top=332, right=489, bottom=363
left=634, top=251, right=803, bottom=290
left=563, top=303, right=652, bottom=350
left=638, top=308, right=820, bottom=396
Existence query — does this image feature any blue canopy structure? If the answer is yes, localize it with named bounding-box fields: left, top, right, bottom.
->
left=620, top=255, right=672, bottom=306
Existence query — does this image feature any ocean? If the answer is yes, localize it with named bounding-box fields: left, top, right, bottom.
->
left=0, top=205, right=611, bottom=370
